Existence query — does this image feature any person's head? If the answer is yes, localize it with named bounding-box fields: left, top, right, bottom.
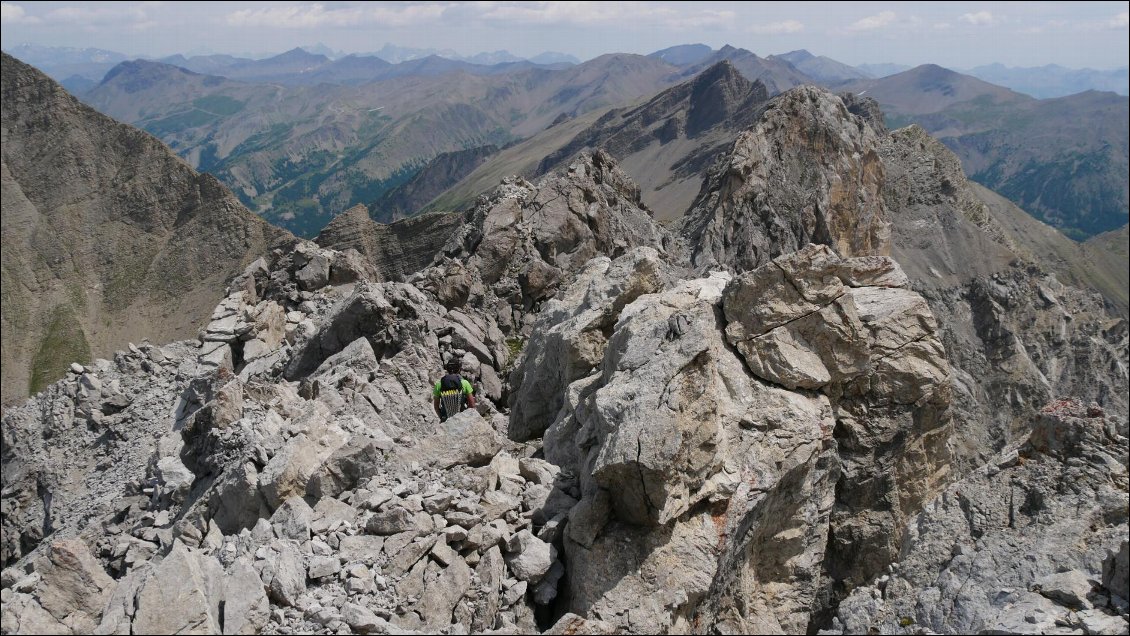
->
left=444, top=358, right=461, bottom=374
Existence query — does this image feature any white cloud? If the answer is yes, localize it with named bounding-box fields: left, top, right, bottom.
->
left=845, top=10, right=896, bottom=32
left=1, top=1, right=38, bottom=23
left=677, top=9, right=738, bottom=29
left=37, top=3, right=158, bottom=27
left=226, top=3, right=450, bottom=29
left=477, top=2, right=630, bottom=25
left=748, top=19, right=804, bottom=35
left=475, top=2, right=735, bottom=29
left=1111, top=11, right=1129, bottom=28
left=959, top=11, right=995, bottom=25
left=933, top=22, right=952, bottom=30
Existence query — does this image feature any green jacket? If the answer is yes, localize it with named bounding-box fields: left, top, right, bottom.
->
left=433, top=377, right=474, bottom=397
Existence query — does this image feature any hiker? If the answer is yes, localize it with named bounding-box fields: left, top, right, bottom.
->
left=433, top=358, right=476, bottom=421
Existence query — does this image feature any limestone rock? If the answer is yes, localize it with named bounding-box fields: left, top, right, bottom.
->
left=32, top=538, right=115, bottom=633
left=365, top=508, right=415, bottom=536
left=544, top=613, right=620, bottom=635
left=405, top=409, right=504, bottom=469
left=1033, top=570, right=1095, bottom=609
left=222, top=558, right=270, bottom=635
left=504, top=530, right=555, bottom=583
left=257, top=408, right=349, bottom=509
left=723, top=244, right=946, bottom=401
left=1104, top=541, right=1129, bottom=602
left=509, top=248, right=669, bottom=441
left=419, top=558, right=473, bottom=627
left=680, top=86, right=891, bottom=273
left=341, top=602, right=388, bottom=634
left=270, top=496, right=314, bottom=542
left=832, top=402, right=1129, bottom=634
left=133, top=542, right=224, bottom=634
left=261, top=541, right=306, bottom=607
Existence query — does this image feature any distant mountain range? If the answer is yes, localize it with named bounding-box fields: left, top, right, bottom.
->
left=8, top=43, right=1125, bottom=99
left=1, top=43, right=581, bottom=85
left=8, top=42, right=1126, bottom=241
left=81, top=53, right=684, bottom=236
left=962, top=63, right=1129, bottom=99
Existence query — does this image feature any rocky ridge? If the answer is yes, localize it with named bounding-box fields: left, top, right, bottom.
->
left=1, top=85, right=1127, bottom=636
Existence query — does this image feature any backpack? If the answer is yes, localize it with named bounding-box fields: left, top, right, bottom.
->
left=438, top=373, right=466, bottom=418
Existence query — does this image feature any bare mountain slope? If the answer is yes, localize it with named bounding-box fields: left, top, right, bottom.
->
left=432, top=61, right=771, bottom=222
left=971, top=184, right=1129, bottom=316
left=770, top=49, right=871, bottom=84
left=0, top=52, right=290, bottom=404
left=676, top=45, right=814, bottom=95
left=535, top=60, right=770, bottom=221
left=841, top=63, right=1032, bottom=115
left=841, top=66, right=1128, bottom=238
left=372, top=145, right=499, bottom=222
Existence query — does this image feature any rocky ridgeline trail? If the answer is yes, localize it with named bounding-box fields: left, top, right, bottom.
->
left=2, top=86, right=1128, bottom=635
left=0, top=149, right=672, bottom=635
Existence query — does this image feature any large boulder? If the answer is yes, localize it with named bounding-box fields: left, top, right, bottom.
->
left=399, top=410, right=504, bottom=469
left=31, top=538, right=115, bottom=633
left=539, top=243, right=954, bottom=633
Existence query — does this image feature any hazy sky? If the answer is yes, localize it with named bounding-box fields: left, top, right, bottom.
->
left=2, top=1, right=1128, bottom=69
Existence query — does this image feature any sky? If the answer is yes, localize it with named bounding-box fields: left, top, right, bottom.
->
left=2, top=1, right=1128, bottom=69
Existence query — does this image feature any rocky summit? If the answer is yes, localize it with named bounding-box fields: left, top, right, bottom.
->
left=0, top=81, right=1127, bottom=636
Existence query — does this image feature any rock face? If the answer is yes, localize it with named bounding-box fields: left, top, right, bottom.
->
left=680, top=85, right=891, bottom=273
left=315, top=203, right=464, bottom=281
left=419, top=148, right=676, bottom=340
left=507, top=248, right=673, bottom=441
left=526, top=245, right=951, bottom=633
left=1, top=82, right=1126, bottom=636
left=0, top=52, right=291, bottom=405
left=832, top=400, right=1129, bottom=635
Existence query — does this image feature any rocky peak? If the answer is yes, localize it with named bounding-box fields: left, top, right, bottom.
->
left=777, top=49, right=816, bottom=64
left=507, top=241, right=952, bottom=632
left=421, top=150, right=674, bottom=334
left=686, top=60, right=768, bottom=136
left=680, top=85, right=891, bottom=272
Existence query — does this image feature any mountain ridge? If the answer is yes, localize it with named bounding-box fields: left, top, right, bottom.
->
left=0, top=82, right=1124, bottom=636
left=0, top=52, right=291, bottom=404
